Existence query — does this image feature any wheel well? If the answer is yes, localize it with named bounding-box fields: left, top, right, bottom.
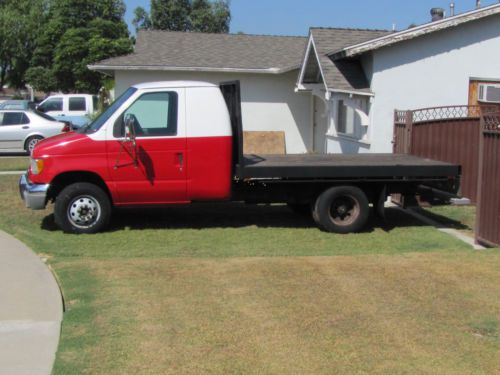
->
left=312, top=183, right=386, bottom=205
left=24, top=135, right=44, bottom=150
left=48, top=171, right=113, bottom=204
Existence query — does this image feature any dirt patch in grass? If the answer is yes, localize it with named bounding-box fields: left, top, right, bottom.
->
left=1, top=174, right=496, bottom=374
left=53, top=253, right=500, bottom=374
left=0, top=156, right=29, bottom=171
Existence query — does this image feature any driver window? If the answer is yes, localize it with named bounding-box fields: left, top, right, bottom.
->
left=38, top=98, right=63, bottom=113
left=114, top=91, right=178, bottom=138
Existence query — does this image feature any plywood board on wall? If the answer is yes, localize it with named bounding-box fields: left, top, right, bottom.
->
left=243, top=131, right=286, bottom=155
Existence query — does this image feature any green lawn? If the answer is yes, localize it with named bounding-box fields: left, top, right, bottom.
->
left=422, top=205, right=476, bottom=233
left=0, top=156, right=29, bottom=171
left=0, top=175, right=498, bottom=374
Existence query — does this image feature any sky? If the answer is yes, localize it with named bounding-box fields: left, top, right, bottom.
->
left=123, top=0, right=499, bottom=36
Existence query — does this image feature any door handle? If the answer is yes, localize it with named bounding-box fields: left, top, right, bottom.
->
left=22, top=126, right=30, bottom=129
left=176, top=153, right=184, bottom=172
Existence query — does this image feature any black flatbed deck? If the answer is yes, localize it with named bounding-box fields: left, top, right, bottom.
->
left=241, top=153, right=460, bottom=180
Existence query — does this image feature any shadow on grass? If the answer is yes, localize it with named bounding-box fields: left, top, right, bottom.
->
left=41, top=203, right=428, bottom=233
left=412, top=207, right=470, bottom=231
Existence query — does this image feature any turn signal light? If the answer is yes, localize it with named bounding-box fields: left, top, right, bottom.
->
left=30, top=158, right=44, bottom=175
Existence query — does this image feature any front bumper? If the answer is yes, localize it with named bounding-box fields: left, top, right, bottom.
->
left=19, top=173, right=49, bottom=210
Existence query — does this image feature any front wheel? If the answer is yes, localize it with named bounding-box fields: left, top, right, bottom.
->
left=313, top=186, right=369, bottom=234
left=54, top=183, right=111, bottom=234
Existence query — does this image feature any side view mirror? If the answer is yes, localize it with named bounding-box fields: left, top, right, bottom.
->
left=114, top=113, right=139, bottom=169
left=123, top=113, right=136, bottom=143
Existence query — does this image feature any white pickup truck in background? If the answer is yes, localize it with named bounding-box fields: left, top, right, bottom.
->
left=37, top=94, right=97, bottom=128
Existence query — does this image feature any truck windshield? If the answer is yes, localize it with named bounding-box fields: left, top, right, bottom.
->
left=79, top=87, right=137, bottom=134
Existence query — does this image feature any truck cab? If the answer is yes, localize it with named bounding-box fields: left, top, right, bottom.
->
left=21, top=82, right=234, bottom=232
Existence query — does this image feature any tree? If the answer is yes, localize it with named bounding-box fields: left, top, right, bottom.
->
left=197, top=0, right=231, bottom=33
left=0, top=0, right=45, bottom=89
left=132, top=6, right=152, bottom=32
left=136, top=0, right=231, bottom=33
left=151, top=0, right=191, bottom=31
left=26, top=0, right=133, bottom=93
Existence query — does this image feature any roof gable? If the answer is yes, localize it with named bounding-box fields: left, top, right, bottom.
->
left=90, top=30, right=307, bottom=74
left=297, top=28, right=391, bottom=93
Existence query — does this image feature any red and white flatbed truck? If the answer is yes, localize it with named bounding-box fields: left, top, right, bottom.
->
left=19, top=81, right=461, bottom=234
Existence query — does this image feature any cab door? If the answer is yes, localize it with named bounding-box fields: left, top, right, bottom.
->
left=107, top=89, right=187, bottom=205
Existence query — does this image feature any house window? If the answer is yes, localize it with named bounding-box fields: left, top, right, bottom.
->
left=337, top=100, right=348, bottom=134
left=335, top=97, right=370, bottom=140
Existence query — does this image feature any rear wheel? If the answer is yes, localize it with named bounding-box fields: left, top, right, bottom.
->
left=25, top=136, right=43, bottom=154
left=313, top=186, right=369, bottom=233
left=54, top=183, right=111, bottom=234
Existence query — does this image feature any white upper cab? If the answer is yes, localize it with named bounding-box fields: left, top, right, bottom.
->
left=86, top=81, right=232, bottom=141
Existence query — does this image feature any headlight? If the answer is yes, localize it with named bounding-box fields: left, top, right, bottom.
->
left=30, top=158, right=44, bottom=175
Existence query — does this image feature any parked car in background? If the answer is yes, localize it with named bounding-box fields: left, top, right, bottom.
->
left=37, top=94, right=97, bottom=128
left=0, top=110, right=70, bottom=154
left=0, top=100, right=37, bottom=111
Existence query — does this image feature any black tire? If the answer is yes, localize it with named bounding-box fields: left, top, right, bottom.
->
left=287, top=203, right=312, bottom=216
left=54, top=183, right=111, bottom=234
left=25, top=136, right=44, bottom=155
left=313, top=186, right=369, bottom=234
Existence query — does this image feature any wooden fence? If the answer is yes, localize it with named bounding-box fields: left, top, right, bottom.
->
left=393, top=105, right=498, bottom=203
left=476, top=112, right=500, bottom=248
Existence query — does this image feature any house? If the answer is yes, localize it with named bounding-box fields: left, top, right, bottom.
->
left=296, top=3, right=500, bottom=153
left=89, top=31, right=311, bottom=153
left=90, top=3, right=500, bottom=155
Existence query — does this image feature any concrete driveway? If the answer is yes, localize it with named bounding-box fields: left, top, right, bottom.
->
left=0, top=230, right=63, bottom=375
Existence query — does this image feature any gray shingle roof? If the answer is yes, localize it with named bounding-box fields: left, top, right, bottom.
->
left=309, top=28, right=392, bottom=92
left=92, top=30, right=307, bottom=73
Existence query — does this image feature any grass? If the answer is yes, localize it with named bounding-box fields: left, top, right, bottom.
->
left=0, top=175, right=498, bottom=374
left=418, top=205, right=476, bottom=236
left=0, top=156, right=29, bottom=171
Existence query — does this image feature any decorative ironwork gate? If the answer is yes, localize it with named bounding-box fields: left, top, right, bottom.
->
left=476, top=112, right=500, bottom=248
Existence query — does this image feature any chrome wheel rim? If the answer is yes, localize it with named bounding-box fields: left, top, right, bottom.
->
left=67, top=195, right=101, bottom=229
left=329, top=195, right=360, bottom=226
left=28, top=138, right=41, bottom=154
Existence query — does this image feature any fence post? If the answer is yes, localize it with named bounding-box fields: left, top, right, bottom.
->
left=475, top=113, right=485, bottom=241
left=405, top=110, right=413, bottom=154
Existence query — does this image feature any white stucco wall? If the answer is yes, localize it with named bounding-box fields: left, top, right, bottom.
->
left=368, top=14, right=500, bottom=153
left=114, top=69, right=311, bottom=153
left=323, top=14, right=500, bottom=154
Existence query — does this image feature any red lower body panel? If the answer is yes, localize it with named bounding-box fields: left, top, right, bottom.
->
left=186, top=136, right=232, bottom=201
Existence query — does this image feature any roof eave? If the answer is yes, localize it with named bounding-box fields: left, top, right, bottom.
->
left=328, top=88, right=374, bottom=97
left=87, top=64, right=299, bottom=74
left=329, top=3, right=500, bottom=59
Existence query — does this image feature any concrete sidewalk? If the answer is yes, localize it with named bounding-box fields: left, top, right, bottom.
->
left=0, top=230, right=63, bottom=375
